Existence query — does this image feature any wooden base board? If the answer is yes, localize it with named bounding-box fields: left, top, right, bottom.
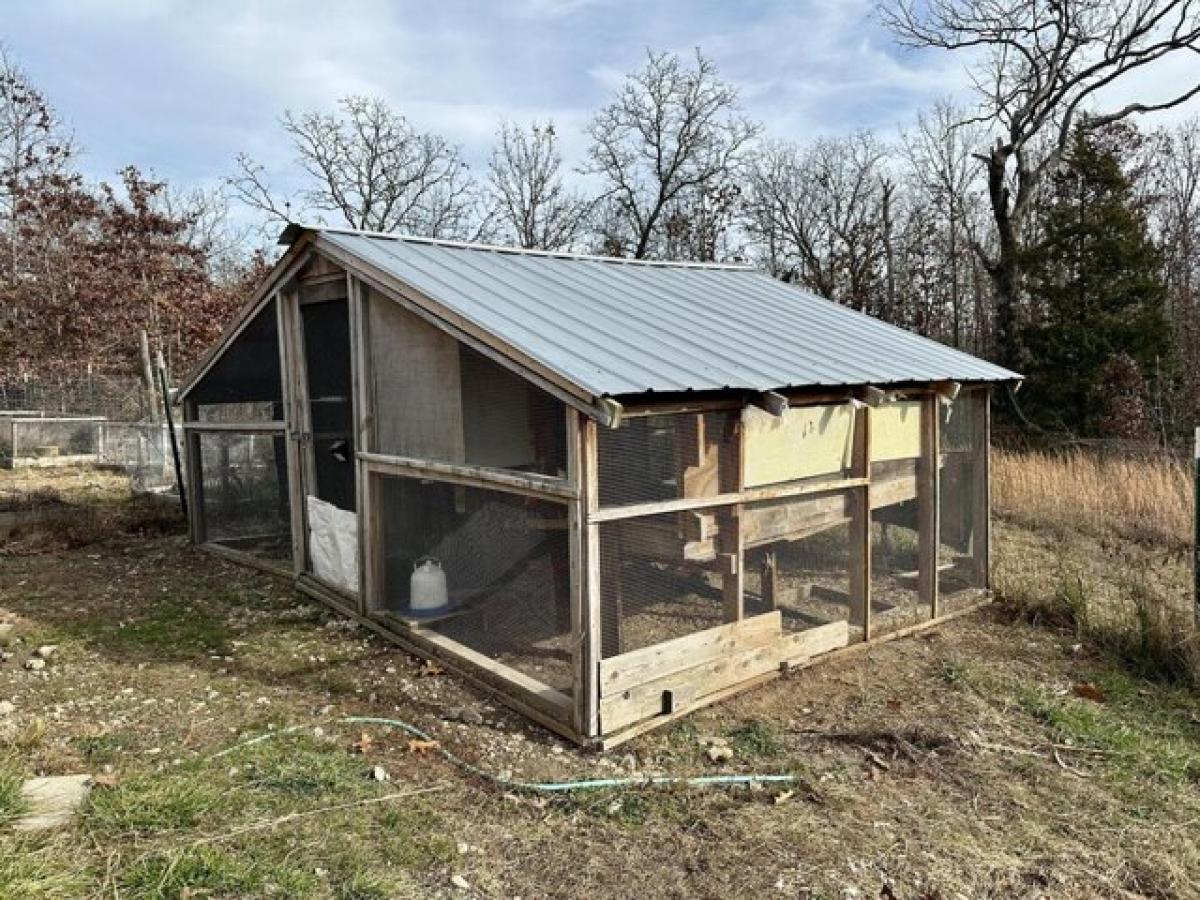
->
left=598, top=596, right=993, bottom=750
left=294, top=575, right=584, bottom=747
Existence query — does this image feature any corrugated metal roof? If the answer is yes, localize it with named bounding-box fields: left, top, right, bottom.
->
left=315, top=227, right=1019, bottom=398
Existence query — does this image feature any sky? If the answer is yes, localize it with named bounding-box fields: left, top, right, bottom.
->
left=3, top=0, right=1199, bottom=220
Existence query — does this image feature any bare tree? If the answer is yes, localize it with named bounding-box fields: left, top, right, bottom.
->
left=901, top=101, right=989, bottom=348
left=883, top=0, right=1200, bottom=367
left=746, top=132, right=892, bottom=312
left=229, top=96, right=481, bottom=239
left=584, top=49, right=760, bottom=259
left=486, top=120, right=590, bottom=250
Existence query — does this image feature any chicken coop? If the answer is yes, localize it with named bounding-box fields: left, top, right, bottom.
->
left=177, top=225, right=1020, bottom=747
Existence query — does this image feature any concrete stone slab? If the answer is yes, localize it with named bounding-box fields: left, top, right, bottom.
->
left=13, top=774, right=93, bottom=831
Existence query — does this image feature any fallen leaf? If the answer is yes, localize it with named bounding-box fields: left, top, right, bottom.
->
left=773, top=789, right=795, bottom=805
left=1072, top=683, right=1107, bottom=703
left=407, top=739, right=440, bottom=754
left=351, top=732, right=374, bottom=754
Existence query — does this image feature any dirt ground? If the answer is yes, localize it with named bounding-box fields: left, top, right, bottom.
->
left=0, top=471, right=1199, bottom=898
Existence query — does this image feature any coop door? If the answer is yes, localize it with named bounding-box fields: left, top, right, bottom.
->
left=297, top=296, right=359, bottom=592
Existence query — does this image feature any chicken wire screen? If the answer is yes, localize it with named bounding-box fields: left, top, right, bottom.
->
left=191, top=300, right=285, bottom=423
left=939, top=389, right=988, bottom=611
left=367, top=290, right=567, bottom=477
left=10, top=418, right=101, bottom=460
left=375, top=475, right=573, bottom=698
left=598, top=505, right=744, bottom=658
left=196, top=431, right=291, bottom=562
left=597, top=410, right=740, bottom=508
left=743, top=492, right=864, bottom=642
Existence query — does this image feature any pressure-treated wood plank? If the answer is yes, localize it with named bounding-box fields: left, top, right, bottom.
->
left=581, top=417, right=603, bottom=738
left=599, top=620, right=848, bottom=734
left=918, top=395, right=941, bottom=617
left=850, top=405, right=871, bottom=633
left=599, top=611, right=783, bottom=697
left=358, top=451, right=575, bottom=500
left=742, top=403, right=856, bottom=488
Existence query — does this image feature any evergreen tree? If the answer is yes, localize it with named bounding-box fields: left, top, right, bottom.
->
left=1019, top=125, right=1170, bottom=437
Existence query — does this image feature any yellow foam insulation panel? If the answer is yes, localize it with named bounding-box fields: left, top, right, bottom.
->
left=742, top=403, right=856, bottom=487
left=869, top=400, right=922, bottom=462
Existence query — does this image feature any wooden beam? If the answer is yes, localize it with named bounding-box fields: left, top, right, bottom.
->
left=918, top=394, right=940, bottom=618
left=598, top=611, right=782, bottom=697
left=976, top=388, right=992, bottom=588
left=182, top=422, right=287, bottom=433
left=566, top=409, right=588, bottom=737
left=589, top=475, right=869, bottom=523
left=598, top=620, right=847, bottom=734
left=581, top=417, right=602, bottom=738
left=358, top=451, right=576, bottom=501
left=598, top=599, right=989, bottom=750
left=849, top=405, right=872, bottom=636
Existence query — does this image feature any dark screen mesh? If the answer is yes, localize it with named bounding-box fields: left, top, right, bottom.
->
left=197, top=431, right=291, bottom=562
left=869, top=463, right=928, bottom=634
left=743, top=494, right=863, bottom=641
left=9, top=419, right=101, bottom=459
left=191, top=301, right=284, bottom=420
left=939, top=389, right=988, bottom=611
left=301, top=299, right=356, bottom=512
left=367, top=290, right=566, bottom=476
left=597, top=411, right=740, bottom=508
left=598, top=506, right=736, bottom=658
left=376, top=475, right=573, bottom=696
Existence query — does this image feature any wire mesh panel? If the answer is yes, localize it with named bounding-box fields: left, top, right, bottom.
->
left=939, top=389, right=989, bottom=612
left=196, top=431, right=291, bottom=563
left=99, top=422, right=179, bottom=491
left=301, top=298, right=357, bottom=512
left=10, top=418, right=102, bottom=461
left=869, top=401, right=931, bottom=634
left=191, top=300, right=285, bottom=423
left=743, top=493, right=864, bottom=642
left=375, top=475, right=573, bottom=698
left=597, top=411, right=740, bottom=508
left=367, top=290, right=567, bottom=476
left=0, top=418, right=14, bottom=466
left=598, top=506, right=745, bottom=658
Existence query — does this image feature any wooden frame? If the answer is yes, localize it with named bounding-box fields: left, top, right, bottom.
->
left=180, top=241, right=1001, bottom=749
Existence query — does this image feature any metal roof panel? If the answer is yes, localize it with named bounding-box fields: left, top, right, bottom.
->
left=317, top=228, right=1020, bottom=398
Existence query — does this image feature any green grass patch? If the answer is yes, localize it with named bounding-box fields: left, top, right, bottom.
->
left=0, top=837, right=87, bottom=899
left=724, top=719, right=784, bottom=758
left=53, top=598, right=233, bottom=660
left=232, top=733, right=369, bottom=800
left=0, top=757, right=26, bottom=827
left=1014, top=681, right=1200, bottom=784
left=85, top=773, right=225, bottom=838
left=120, top=845, right=277, bottom=899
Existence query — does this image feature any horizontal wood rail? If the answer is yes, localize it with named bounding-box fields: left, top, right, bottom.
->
left=183, top=421, right=286, bottom=433
left=359, top=451, right=577, bottom=501
left=589, top=475, right=868, bottom=523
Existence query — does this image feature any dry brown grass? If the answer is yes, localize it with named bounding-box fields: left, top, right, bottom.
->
left=993, top=448, right=1200, bottom=689
left=993, top=448, right=1192, bottom=550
